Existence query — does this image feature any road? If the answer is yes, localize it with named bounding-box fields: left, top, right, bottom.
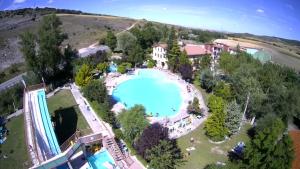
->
left=0, top=72, right=26, bottom=92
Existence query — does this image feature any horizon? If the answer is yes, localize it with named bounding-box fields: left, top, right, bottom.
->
left=1, top=0, right=300, bottom=41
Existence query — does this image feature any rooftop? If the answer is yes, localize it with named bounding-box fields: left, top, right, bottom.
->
left=182, top=44, right=211, bottom=57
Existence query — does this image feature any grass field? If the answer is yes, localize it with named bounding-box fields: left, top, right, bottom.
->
left=47, top=89, right=91, bottom=145
left=177, top=123, right=251, bottom=169
left=0, top=115, right=30, bottom=169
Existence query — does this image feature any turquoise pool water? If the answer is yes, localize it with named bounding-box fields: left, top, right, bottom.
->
left=112, top=69, right=182, bottom=118
left=246, top=48, right=258, bottom=55
left=87, top=149, right=115, bottom=169
left=109, top=63, right=117, bottom=72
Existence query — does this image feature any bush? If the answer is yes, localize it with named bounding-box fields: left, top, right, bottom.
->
left=117, top=62, right=132, bottom=74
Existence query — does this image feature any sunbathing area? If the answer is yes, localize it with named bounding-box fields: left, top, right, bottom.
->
left=105, top=68, right=208, bottom=138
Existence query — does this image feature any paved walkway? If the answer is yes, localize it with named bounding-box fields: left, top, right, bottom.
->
left=69, top=83, right=112, bottom=136
left=6, top=109, right=23, bottom=119
left=0, top=72, right=26, bottom=92
left=69, top=83, right=145, bottom=169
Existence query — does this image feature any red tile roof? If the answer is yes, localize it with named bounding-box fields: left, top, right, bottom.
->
left=183, top=44, right=211, bottom=57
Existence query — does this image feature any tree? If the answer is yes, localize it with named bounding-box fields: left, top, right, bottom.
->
left=37, top=14, right=66, bottom=81
left=75, top=64, right=92, bottom=87
left=167, top=27, right=176, bottom=51
left=82, top=80, right=108, bottom=104
left=20, top=14, right=70, bottom=83
left=200, top=69, right=215, bottom=92
left=200, top=55, right=212, bottom=69
left=204, top=95, right=228, bottom=141
left=63, top=44, right=78, bottom=78
left=187, top=97, right=201, bottom=115
left=96, top=62, right=109, bottom=74
left=20, top=31, right=38, bottom=74
left=135, top=123, right=169, bottom=159
left=105, top=30, right=117, bottom=50
left=167, top=42, right=181, bottom=72
left=241, top=115, right=294, bottom=169
left=118, top=105, right=150, bottom=143
left=147, top=58, right=156, bottom=68
left=146, top=140, right=183, bottom=169
left=128, top=44, right=144, bottom=66
left=178, top=51, right=193, bottom=80
left=117, top=62, right=132, bottom=74
left=225, top=100, right=242, bottom=135
left=219, top=52, right=239, bottom=74
left=213, top=81, right=233, bottom=101
left=116, top=31, right=137, bottom=54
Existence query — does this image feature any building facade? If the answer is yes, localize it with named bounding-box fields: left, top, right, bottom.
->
left=152, top=43, right=168, bottom=69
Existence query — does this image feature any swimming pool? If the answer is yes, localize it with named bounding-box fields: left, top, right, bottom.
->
left=112, top=69, right=182, bottom=118
left=87, top=149, right=115, bottom=169
left=246, top=48, right=258, bottom=55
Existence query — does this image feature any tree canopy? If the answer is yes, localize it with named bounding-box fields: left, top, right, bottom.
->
left=105, top=30, right=117, bottom=50
left=146, top=140, right=183, bottom=169
left=241, top=115, right=294, bottom=169
left=134, top=123, right=169, bottom=159
left=116, top=31, right=137, bottom=54
left=75, top=64, right=92, bottom=87
left=118, top=105, right=150, bottom=144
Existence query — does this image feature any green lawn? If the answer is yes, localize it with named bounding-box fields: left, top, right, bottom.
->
left=47, top=89, right=91, bottom=145
left=0, top=115, right=30, bottom=169
left=177, top=123, right=251, bottom=169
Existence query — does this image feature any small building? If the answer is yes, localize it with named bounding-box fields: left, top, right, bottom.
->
left=152, top=43, right=168, bottom=69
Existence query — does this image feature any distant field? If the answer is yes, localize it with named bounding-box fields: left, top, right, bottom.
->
left=0, top=14, right=136, bottom=70
left=215, top=38, right=300, bottom=71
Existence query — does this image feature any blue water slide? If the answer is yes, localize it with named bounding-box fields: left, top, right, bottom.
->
left=37, top=90, right=61, bottom=155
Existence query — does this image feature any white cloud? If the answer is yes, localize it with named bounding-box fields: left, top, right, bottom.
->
left=256, top=9, right=264, bottom=13
left=13, top=0, right=26, bottom=4
left=48, top=0, right=54, bottom=4
left=162, top=7, right=167, bottom=11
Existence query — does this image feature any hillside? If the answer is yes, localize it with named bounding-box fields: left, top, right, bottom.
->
left=0, top=7, right=300, bottom=72
left=0, top=8, right=136, bottom=70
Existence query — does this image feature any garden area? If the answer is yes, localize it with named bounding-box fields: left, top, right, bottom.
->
left=47, top=89, right=91, bottom=145
left=177, top=123, right=251, bottom=169
left=0, top=115, right=30, bottom=169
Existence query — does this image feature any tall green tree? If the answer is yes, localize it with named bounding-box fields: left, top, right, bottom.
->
left=118, top=105, right=150, bottom=144
left=20, top=32, right=38, bottom=73
left=200, top=69, right=215, bottom=92
left=75, top=64, right=92, bottom=87
left=105, top=30, right=117, bottom=50
left=200, top=55, right=212, bottom=70
left=241, top=115, right=294, bottom=169
left=128, top=44, right=144, bottom=66
left=204, top=95, right=228, bottom=141
left=116, top=31, right=137, bottom=54
left=225, top=100, right=242, bottom=135
left=213, top=81, right=233, bottom=101
left=167, top=42, right=181, bottom=72
left=37, top=14, right=66, bottom=80
left=20, top=14, right=68, bottom=82
left=167, top=27, right=176, bottom=51
left=146, top=140, right=183, bottom=169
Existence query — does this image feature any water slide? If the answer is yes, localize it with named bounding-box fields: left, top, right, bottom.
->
left=30, top=133, right=102, bottom=169
left=30, top=92, right=52, bottom=160
left=37, top=90, right=61, bottom=155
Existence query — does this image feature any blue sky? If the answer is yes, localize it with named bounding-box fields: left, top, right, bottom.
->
left=1, top=0, right=300, bottom=41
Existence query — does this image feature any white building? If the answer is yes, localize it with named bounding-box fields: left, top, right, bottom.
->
left=152, top=43, right=168, bottom=69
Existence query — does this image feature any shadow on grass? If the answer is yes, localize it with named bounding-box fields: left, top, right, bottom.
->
left=52, top=106, right=78, bottom=145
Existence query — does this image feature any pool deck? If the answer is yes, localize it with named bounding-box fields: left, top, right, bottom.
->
left=106, top=68, right=208, bottom=138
